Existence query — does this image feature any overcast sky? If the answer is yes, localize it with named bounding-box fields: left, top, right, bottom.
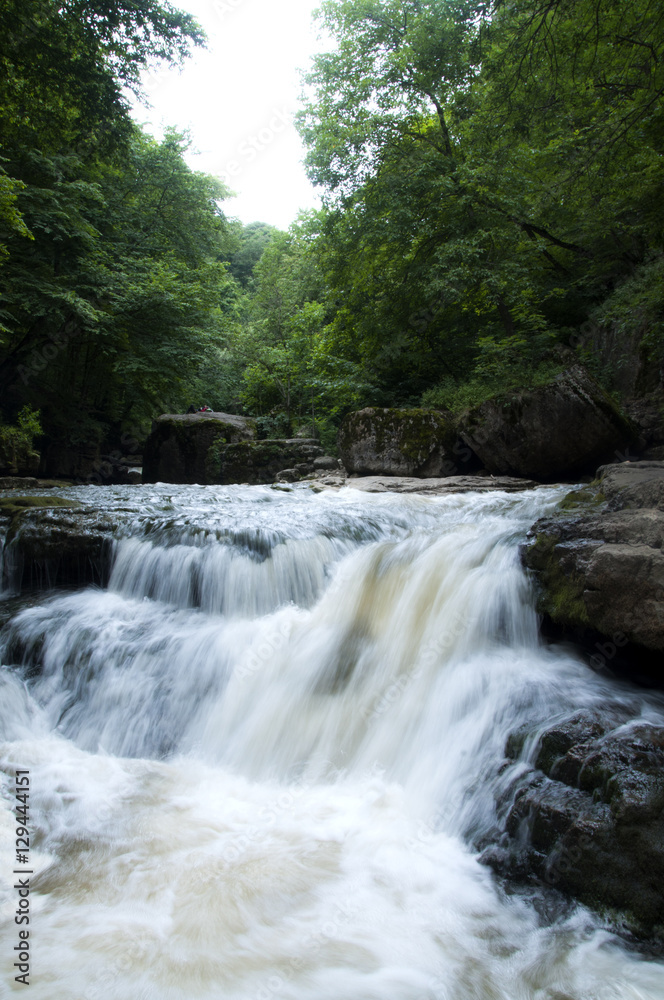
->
left=131, top=0, right=328, bottom=230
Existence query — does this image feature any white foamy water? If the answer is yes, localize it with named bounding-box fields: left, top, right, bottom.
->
left=0, top=482, right=663, bottom=999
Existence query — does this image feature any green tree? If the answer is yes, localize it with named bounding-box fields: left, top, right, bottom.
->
left=296, top=0, right=664, bottom=406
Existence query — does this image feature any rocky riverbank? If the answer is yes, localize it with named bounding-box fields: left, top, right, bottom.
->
left=487, top=459, right=664, bottom=950
left=483, top=706, right=664, bottom=948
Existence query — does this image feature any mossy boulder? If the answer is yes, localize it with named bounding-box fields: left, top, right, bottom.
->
left=459, top=365, right=637, bottom=481
left=143, top=412, right=257, bottom=484
left=205, top=439, right=324, bottom=485
left=338, top=407, right=468, bottom=477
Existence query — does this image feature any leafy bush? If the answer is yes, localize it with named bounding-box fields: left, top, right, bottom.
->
left=422, top=338, right=565, bottom=414
left=0, top=406, right=42, bottom=473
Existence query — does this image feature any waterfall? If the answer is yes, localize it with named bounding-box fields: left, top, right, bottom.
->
left=0, top=482, right=662, bottom=999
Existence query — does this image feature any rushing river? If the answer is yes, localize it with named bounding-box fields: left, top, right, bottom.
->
left=1, top=482, right=663, bottom=999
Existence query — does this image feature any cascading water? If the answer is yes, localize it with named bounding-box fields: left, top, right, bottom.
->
left=1, top=482, right=663, bottom=999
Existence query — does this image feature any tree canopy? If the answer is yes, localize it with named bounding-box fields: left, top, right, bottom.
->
left=2, top=0, right=663, bottom=470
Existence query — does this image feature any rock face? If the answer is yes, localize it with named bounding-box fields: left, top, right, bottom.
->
left=338, top=408, right=470, bottom=477
left=0, top=496, right=120, bottom=591
left=459, top=366, right=637, bottom=481
left=484, top=709, right=664, bottom=945
left=523, top=462, right=664, bottom=672
left=206, top=439, right=324, bottom=485
left=142, top=413, right=329, bottom=485
left=143, top=412, right=257, bottom=484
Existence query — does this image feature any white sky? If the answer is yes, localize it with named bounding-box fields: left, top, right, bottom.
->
left=131, top=0, right=328, bottom=230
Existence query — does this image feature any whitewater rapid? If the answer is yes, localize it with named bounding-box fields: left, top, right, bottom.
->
left=0, top=482, right=662, bottom=999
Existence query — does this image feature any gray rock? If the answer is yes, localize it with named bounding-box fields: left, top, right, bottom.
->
left=486, top=710, right=664, bottom=945
left=598, top=460, right=664, bottom=511
left=276, top=469, right=301, bottom=483
left=522, top=462, right=664, bottom=658
left=345, top=475, right=540, bottom=495
left=338, top=408, right=465, bottom=477
left=459, top=365, right=637, bottom=481
left=313, top=456, right=340, bottom=470
left=0, top=477, right=40, bottom=490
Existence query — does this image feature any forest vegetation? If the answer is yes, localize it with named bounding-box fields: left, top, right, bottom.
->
left=1, top=0, right=663, bottom=466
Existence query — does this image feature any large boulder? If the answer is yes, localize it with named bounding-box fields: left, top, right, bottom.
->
left=522, top=461, right=664, bottom=679
left=0, top=496, right=120, bottom=592
left=338, top=408, right=469, bottom=477
left=143, top=412, right=257, bottom=484
left=483, top=708, right=664, bottom=945
left=458, top=366, right=637, bottom=481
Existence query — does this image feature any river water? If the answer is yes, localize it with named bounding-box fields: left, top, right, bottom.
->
left=0, top=482, right=663, bottom=999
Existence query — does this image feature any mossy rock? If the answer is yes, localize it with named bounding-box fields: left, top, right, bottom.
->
left=1, top=501, right=121, bottom=592
left=206, top=439, right=323, bottom=485
left=557, top=487, right=606, bottom=511
left=0, top=495, right=83, bottom=516
left=337, top=407, right=464, bottom=477
left=524, top=531, right=590, bottom=627
left=0, top=495, right=85, bottom=540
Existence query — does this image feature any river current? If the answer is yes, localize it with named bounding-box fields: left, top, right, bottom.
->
left=0, top=482, right=663, bottom=999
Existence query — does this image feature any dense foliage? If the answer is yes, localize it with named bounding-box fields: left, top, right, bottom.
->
left=294, top=0, right=664, bottom=410
left=1, top=0, right=662, bottom=471
left=0, top=0, right=235, bottom=465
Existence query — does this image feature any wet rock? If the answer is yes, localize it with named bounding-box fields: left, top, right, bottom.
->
left=338, top=408, right=471, bottom=477
left=143, top=412, right=257, bottom=484
left=0, top=477, right=74, bottom=491
left=0, top=498, right=125, bottom=592
left=487, top=710, right=664, bottom=946
left=458, top=365, right=637, bottom=481
left=522, top=462, right=664, bottom=666
left=0, top=477, right=40, bottom=490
